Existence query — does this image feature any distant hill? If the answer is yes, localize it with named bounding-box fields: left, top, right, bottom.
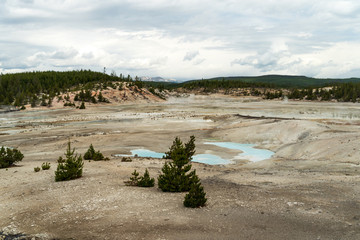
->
left=140, top=76, right=179, bottom=83
left=184, top=75, right=360, bottom=88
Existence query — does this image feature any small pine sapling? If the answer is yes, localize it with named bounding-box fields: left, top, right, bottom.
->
left=124, top=170, right=140, bottom=186
left=138, top=169, right=155, bottom=187
left=84, top=144, right=96, bottom=160
left=183, top=173, right=207, bottom=208
left=55, top=140, right=84, bottom=182
left=79, top=101, right=86, bottom=109
left=84, top=144, right=109, bottom=161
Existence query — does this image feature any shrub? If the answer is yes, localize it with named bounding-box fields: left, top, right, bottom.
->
left=84, top=144, right=109, bottom=161
left=84, top=144, right=95, bottom=160
left=64, top=102, right=75, bottom=107
left=79, top=102, right=86, bottom=109
left=183, top=174, right=207, bottom=208
left=158, top=136, right=197, bottom=192
left=55, top=140, right=84, bottom=182
left=121, top=157, right=132, bottom=162
left=138, top=169, right=155, bottom=187
left=0, top=146, right=24, bottom=168
left=34, top=167, right=41, bottom=172
left=41, top=162, right=51, bottom=170
left=124, top=170, right=140, bottom=186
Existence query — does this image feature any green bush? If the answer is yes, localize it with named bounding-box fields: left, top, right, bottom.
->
left=121, top=157, right=132, bottom=162
left=0, top=146, right=24, bottom=168
left=138, top=169, right=155, bottom=187
left=124, top=170, right=140, bottom=186
left=63, top=102, right=75, bottom=107
left=79, top=101, right=86, bottom=109
left=34, top=167, right=41, bottom=172
left=158, top=136, right=197, bottom=192
left=55, top=140, right=84, bottom=182
left=41, top=162, right=51, bottom=170
left=183, top=174, right=207, bottom=208
left=84, top=144, right=109, bottom=161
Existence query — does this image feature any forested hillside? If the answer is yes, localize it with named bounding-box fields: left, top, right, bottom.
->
left=184, top=75, right=360, bottom=88
left=2, top=71, right=360, bottom=107
left=176, top=75, right=360, bottom=102
left=0, top=70, right=128, bottom=107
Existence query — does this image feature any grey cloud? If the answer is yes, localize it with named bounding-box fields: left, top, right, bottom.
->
left=232, top=48, right=302, bottom=72
left=82, top=52, right=94, bottom=59
left=0, top=0, right=360, bottom=78
left=183, top=51, right=199, bottom=61
left=194, top=58, right=205, bottom=65
left=50, top=49, right=78, bottom=59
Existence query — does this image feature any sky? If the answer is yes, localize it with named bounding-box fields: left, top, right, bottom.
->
left=1, top=0, right=360, bottom=80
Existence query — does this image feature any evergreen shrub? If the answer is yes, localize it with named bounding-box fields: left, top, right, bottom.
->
left=55, top=140, right=84, bottom=182
left=0, top=147, right=24, bottom=168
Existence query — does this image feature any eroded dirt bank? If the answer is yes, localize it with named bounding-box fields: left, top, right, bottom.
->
left=1, top=95, right=359, bottom=239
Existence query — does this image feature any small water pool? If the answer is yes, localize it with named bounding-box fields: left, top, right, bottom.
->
left=116, top=141, right=274, bottom=165
left=192, top=154, right=231, bottom=165
left=131, top=149, right=165, bottom=159
left=204, top=142, right=274, bottom=162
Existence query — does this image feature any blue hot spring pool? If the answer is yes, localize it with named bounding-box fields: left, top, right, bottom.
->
left=117, top=142, right=274, bottom=165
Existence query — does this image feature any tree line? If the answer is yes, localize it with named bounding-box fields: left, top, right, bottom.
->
left=287, top=83, right=360, bottom=102
left=2, top=70, right=360, bottom=105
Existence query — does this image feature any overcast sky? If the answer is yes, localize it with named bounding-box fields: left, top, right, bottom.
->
left=1, top=0, right=360, bottom=80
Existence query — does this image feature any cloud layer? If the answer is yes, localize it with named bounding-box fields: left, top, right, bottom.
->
left=1, top=0, right=360, bottom=79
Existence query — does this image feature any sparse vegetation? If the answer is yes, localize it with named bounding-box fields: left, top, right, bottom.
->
left=124, top=170, right=141, bottom=186
left=158, top=136, right=197, bottom=192
left=55, top=140, right=84, bottom=182
left=41, top=162, right=51, bottom=170
left=34, top=167, right=41, bottom=172
left=0, top=146, right=24, bottom=169
left=125, top=169, right=155, bottom=187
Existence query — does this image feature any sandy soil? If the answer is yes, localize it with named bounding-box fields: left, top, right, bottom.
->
left=1, top=94, right=360, bottom=239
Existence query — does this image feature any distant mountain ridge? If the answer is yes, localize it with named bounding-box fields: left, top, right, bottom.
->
left=140, top=76, right=179, bottom=83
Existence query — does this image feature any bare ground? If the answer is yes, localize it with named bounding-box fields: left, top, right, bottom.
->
left=1, top=95, right=360, bottom=239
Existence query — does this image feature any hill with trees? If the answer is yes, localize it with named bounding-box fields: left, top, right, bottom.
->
left=2, top=71, right=360, bottom=106
left=0, top=70, right=165, bottom=109
left=182, top=75, right=360, bottom=88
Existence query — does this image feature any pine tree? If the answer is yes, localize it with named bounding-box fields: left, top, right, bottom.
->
left=138, top=169, right=155, bottom=187
left=158, top=136, right=197, bottom=192
left=0, top=147, right=24, bottom=168
left=124, top=170, right=140, bottom=186
left=84, top=144, right=96, bottom=160
left=79, top=101, right=86, bottom=109
left=84, top=144, right=108, bottom=161
left=183, top=173, right=207, bottom=208
left=55, top=140, right=84, bottom=181
left=98, top=91, right=104, bottom=102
